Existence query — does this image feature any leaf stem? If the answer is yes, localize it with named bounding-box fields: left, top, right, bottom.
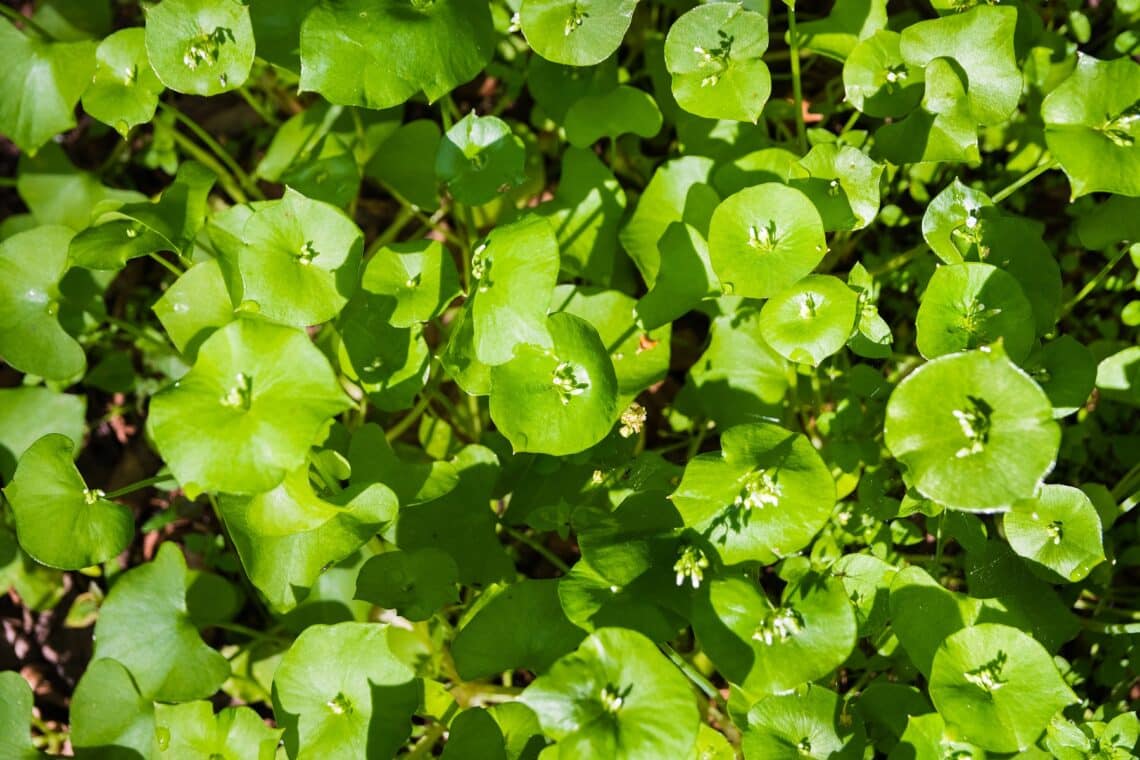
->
left=236, top=85, right=279, bottom=126
left=501, top=524, right=571, bottom=574
left=158, top=101, right=264, bottom=200
left=167, top=129, right=248, bottom=203
left=148, top=252, right=185, bottom=277
left=105, top=474, right=175, bottom=500
left=1060, top=244, right=1130, bottom=319
left=991, top=158, right=1059, bottom=203
left=0, top=5, right=53, bottom=41
left=659, top=643, right=728, bottom=713
left=786, top=5, right=808, bottom=154
left=406, top=721, right=447, bottom=759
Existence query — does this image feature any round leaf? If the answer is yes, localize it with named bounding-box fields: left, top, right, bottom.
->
left=915, top=262, right=1036, bottom=362
left=361, top=239, right=460, bottom=328
left=354, top=548, right=459, bottom=621
left=743, top=684, right=865, bottom=760
left=664, top=2, right=771, bottom=123
left=4, top=434, right=133, bottom=570
left=436, top=113, right=527, bottom=205
left=884, top=348, right=1059, bottom=510
left=788, top=144, right=883, bottom=232
left=153, top=702, right=283, bottom=759
left=929, top=623, right=1077, bottom=752
left=758, top=274, right=858, bottom=366
left=520, top=0, right=639, bottom=67
left=490, top=312, right=619, bottom=455
left=147, top=319, right=351, bottom=496
left=1003, top=484, right=1105, bottom=583
left=708, top=183, right=828, bottom=299
left=521, top=627, right=700, bottom=760
left=843, top=30, right=923, bottom=118
left=144, top=0, right=255, bottom=96
left=82, top=28, right=164, bottom=137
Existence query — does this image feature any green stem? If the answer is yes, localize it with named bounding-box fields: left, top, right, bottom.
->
left=660, top=643, right=726, bottom=709
left=168, top=129, right=248, bottom=203
left=838, top=109, right=861, bottom=136
left=501, top=524, right=571, bottom=574
left=0, top=176, right=18, bottom=188
left=236, top=85, right=278, bottom=126
left=786, top=5, right=808, bottom=154
left=1060, top=245, right=1130, bottom=318
left=105, top=474, right=175, bottom=500
left=385, top=392, right=433, bottom=443
left=159, top=101, right=263, bottom=200
left=406, top=721, right=447, bottom=759
left=0, top=5, right=53, bottom=40
left=366, top=206, right=418, bottom=258
left=991, top=158, right=1059, bottom=203
left=148, top=252, right=185, bottom=277
left=867, top=242, right=927, bottom=277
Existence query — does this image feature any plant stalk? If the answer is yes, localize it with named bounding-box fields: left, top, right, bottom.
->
left=786, top=5, right=808, bottom=154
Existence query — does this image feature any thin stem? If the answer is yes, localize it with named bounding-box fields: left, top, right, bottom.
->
left=168, top=129, right=248, bottom=203
left=0, top=176, right=18, bottom=188
left=867, top=242, right=927, bottom=277
left=786, top=5, right=808, bottom=153
left=406, top=721, right=447, bottom=759
left=991, top=158, right=1059, bottom=203
left=236, top=85, right=278, bottom=126
left=0, top=5, right=53, bottom=40
left=148, top=252, right=185, bottom=277
left=366, top=206, right=418, bottom=258
left=159, top=101, right=263, bottom=200
left=838, top=109, right=861, bottom=136
left=1060, top=245, right=1130, bottom=318
left=105, top=474, right=175, bottom=500
left=660, top=643, right=727, bottom=711
left=501, top=524, right=571, bottom=574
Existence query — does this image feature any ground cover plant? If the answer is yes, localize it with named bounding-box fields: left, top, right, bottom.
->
left=0, top=0, right=1139, bottom=756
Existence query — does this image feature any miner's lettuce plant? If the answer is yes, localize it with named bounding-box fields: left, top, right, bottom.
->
left=0, top=0, right=1138, bottom=758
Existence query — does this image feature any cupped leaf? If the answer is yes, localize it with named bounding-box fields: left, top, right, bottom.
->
left=664, top=2, right=770, bottom=123
left=671, top=422, right=835, bottom=566
left=147, top=319, right=351, bottom=496
left=742, top=684, right=865, bottom=760
left=299, top=0, right=494, bottom=109
left=490, top=312, right=619, bottom=455
left=520, top=0, right=639, bottom=67
left=564, top=85, right=663, bottom=147
left=144, top=0, right=255, bottom=96
left=884, top=348, right=1059, bottom=510
left=0, top=225, right=86, bottom=381
left=468, top=214, right=559, bottom=366
left=558, top=557, right=685, bottom=642
left=1003, top=484, right=1105, bottom=583
left=0, top=387, right=85, bottom=482
left=694, top=574, right=856, bottom=695
left=708, top=183, right=828, bottom=299
left=153, top=702, right=283, bottom=759
left=521, top=627, right=700, bottom=760
left=915, top=262, right=1036, bottom=362
left=93, top=542, right=230, bottom=702
left=843, top=30, right=923, bottom=118
left=273, top=622, right=421, bottom=760
left=759, top=274, right=858, bottom=366
left=82, top=28, right=164, bottom=136
left=218, top=468, right=397, bottom=612
left=921, top=179, right=991, bottom=265
left=70, top=658, right=156, bottom=758
left=0, top=22, right=94, bottom=155
left=436, top=113, right=527, bottom=205
left=354, top=548, right=459, bottom=621
left=235, top=187, right=363, bottom=326
left=361, top=239, right=460, bottom=327
left=3, top=434, right=133, bottom=570
left=153, top=258, right=236, bottom=361
left=789, top=144, right=883, bottom=231
left=1043, top=53, right=1140, bottom=198
left=929, top=623, right=1077, bottom=753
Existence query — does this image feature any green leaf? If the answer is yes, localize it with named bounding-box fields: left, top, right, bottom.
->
left=694, top=573, right=856, bottom=695
left=795, top=0, right=886, bottom=61
left=248, top=0, right=315, bottom=72
left=564, top=85, right=663, bottom=147
left=31, top=0, right=112, bottom=42
left=884, top=348, right=1059, bottom=510
left=788, top=144, right=883, bottom=231
left=1096, top=346, right=1140, bottom=407
left=153, top=702, right=283, bottom=759
left=888, top=565, right=982, bottom=676
left=453, top=579, right=586, bottom=680
left=218, top=468, right=397, bottom=612
left=273, top=622, right=421, bottom=760
left=0, top=387, right=85, bottom=482
left=361, top=239, right=461, bottom=328
left=759, top=274, right=858, bottom=366
left=70, top=658, right=156, bottom=758
left=664, top=2, right=771, bottom=123
left=0, top=225, right=86, bottom=381
left=3, top=434, right=133, bottom=570
left=337, top=293, right=431, bottom=412
left=890, top=712, right=982, bottom=760
left=742, top=684, right=865, bottom=759
left=144, top=0, right=255, bottom=96
left=0, top=22, right=95, bottom=155
left=558, top=557, right=685, bottom=642
left=843, top=30, right=924, bottom=118
left=635, top=223, right=719, bottom=330
left=1003, top=484, right=1105, bottom=583
left=468, top=215, right=560, bottom=366
left=521, top=627, right=700, bottom=760
left=299, top=0, right=494, bottom=109
left=82, top=28, right=165, bottom=137
left=348, top=423, right=460, bottom=506
left=671, top=422, right=835, bottom=566
left=366, top=119, right=443, bottom=211
left=1029, top=336, right=1096, bottom=417
left=922, top=179, right=992, bottom=265
left=520, top=0, right=639, bottom=67
left=152, top=258, right=236, bottom=361
left=833, top=553, right=895, bottom=637
left=1043, top=53, right=1140, bottom=198
left=0, top=671, right=40, bottom=760
left=620, top=156, right=719, bottom=288
left=441, top=708, right=510, bottom=760
left=147, top=319, right=351, bottom=496
left=93, top=543, right=230, bottom=701
left=436, top=112, right=527, bottom=205
left=490, top=312, right=619, bottom=455
left=708, top=183, right=828, bottom=299
left=915, top=262, right=1036, bottom=362
left=553, top=286, right=670, bottom=398
left=354, top=548, right=459, bottom=621
left=233, top=187, right=363, bottom=326
left=928, top=623, right=1077, bottom=752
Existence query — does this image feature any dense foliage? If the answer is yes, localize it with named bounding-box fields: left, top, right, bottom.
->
left=1, top=0, right=1139, bottom=757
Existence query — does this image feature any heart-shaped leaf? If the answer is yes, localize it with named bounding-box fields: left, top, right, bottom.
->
left=843, top=30, right=924, bottom=118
